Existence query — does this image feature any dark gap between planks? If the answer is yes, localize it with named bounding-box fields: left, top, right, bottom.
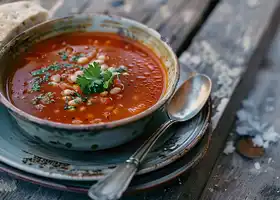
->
left=175, top=0, right=220, bottom=56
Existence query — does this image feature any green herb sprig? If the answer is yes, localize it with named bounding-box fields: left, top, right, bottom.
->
left=76, top=62, right=127, bottom=95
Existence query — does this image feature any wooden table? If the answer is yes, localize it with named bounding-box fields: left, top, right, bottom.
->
left=0, top=0, right=280, bottom=199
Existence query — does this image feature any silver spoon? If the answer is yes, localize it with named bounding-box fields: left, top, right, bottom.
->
left=88, top=74, right=212, bottom=200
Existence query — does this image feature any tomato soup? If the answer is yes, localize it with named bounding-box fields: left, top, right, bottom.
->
left=7, top=32, right=166, bottom=124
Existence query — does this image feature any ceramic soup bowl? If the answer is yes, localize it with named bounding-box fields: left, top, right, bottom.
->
left=0, top=14, right=179, bottom=151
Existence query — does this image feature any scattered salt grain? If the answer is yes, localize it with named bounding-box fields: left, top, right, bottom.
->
left=236, top=126, right=252, bottom=135
left=217, top=98, right=229, bottom=112
left=247, top=0, right=260, bottom=8
left=254, top=162, right=261, bottom=170
left=223, top=141, right=235, bottom=155
left=263, top=127, right=280, bottom=142
left=265, top=106, right=274, bottom=112
left=190, top=55, right=201, bottom=65
left=237, top=110, right=249, bottom=121
left=263, top=141, right=270, bottom=149
left=242, top=99, right=255, bottom=107
left=266, top=97, right=275, bottom=102
left=247, top=117, right=262, bottom=131
left=252, top=135, right=264, bottom=147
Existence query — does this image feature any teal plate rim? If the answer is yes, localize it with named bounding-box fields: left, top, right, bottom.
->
left=0, top=120, right=212, bottom=194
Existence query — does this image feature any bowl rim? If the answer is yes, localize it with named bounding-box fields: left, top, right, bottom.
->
left=0, top=13, right=180, bottom=130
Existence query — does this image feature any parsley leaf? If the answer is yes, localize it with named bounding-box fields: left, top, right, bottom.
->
left=76, top=62, right=127, bottom=95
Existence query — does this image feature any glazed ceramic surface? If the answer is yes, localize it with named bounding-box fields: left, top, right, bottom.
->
left=0, top=96, right=210, bottom=181
left=0, top=14, right=180, bottom=151
left=0, top=119, right=212, bottom=193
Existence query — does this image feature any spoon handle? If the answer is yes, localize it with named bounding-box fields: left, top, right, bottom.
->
left=88, top=119, right=176, bottom=200
left=88, top=162, right=137, bottom=200
left=131, top=119, right=176, bottom=162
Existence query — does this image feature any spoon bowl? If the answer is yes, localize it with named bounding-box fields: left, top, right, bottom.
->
left=167, top=74, right=212, bottom=121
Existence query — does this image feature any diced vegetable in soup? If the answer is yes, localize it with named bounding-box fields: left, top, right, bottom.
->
left=7, top=32, right=166, bottom=124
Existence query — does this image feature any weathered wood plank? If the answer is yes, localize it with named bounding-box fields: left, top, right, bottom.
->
left=83, top=0, right=213, bottom=51
left=145, top=0, right=186, bottom=30
left=159, top=0, right=214, bottom=52
left=52, top=0, right=89, bottom=18
left=82, top=0, right=109, bottom=14
left=201, top=25, right=280, bottom=200
left=1, top=0, right=280, bottom=200
left=0, top=0, right=59, bottom=10
left=83, top=0, right=165, bottom=23
left=175, top=0, right=280, bottom=199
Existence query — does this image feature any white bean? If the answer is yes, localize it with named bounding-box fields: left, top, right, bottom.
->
left=61, top=89, right=75, bottom=96
left=93, top=60, right=104, bottom=64
left=75, top=70, right=84, bottom=76
left=110, top=87, right=121, bottom=95
left=97, top=55, right=105, bottom=60
left=50, top=74, right=61, bottom=83
left=101, top=64, right=108, bottom=70
left=100, top=91, right=108, bottom=97
left=68, top=74, right=77, bottom=83
left=68, top=98, right=81, bottom=106
left=48, top=82, right=58, bottom=86
left=77, top=57, right=89, bottom=64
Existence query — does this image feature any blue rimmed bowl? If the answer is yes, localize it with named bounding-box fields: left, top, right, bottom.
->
left=0, top=14, right=180, bottom=151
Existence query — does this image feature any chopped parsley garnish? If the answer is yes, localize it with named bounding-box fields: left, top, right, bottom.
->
left=43, top=72, right=50, bottom=82
left=31, top=63, right=61, bottom=76
left=73, top=92, right=87, bottom=102
left=64, top=105, right=75, bottom=110
left=63, top=63, right=73, bottom=68
left=78, top=65, right=84, bottom=70
left=30, top=63, right=62, bottom=92
left=58, top=51, right=68, bottom=61
left=48, top=63, right=61, bottom=71
left=32, top=92, right=55, bottom=105
left=70, top=53, right=85, bottom=62
left=31, top=77, right=43, bottom=92
left=76, top=62, right=127, bottom=95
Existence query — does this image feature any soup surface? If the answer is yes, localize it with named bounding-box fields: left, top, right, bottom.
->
left=8, top=32, right=166, bottom=124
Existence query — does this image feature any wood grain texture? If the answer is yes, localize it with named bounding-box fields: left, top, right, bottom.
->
left=51, top=0, right=89, bottom=17
left=176, top=0, right=280, bottom=199
left=83, top=0, right=213, bottom=52
left=1, top=0, right=280, bottom=200
left=0, top=0, right=59, bottom=10
left=201, top=25, right=280, bottom=200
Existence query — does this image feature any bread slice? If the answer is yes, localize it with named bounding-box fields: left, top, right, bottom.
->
left=0, top=1, right=49, bottom=47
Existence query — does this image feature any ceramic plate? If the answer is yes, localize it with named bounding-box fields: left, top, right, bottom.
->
left=0, top=98, right=210, bottom=181
left=0, top=125, right=212, bottom=193
left=0, top=64, right=211, bottom=181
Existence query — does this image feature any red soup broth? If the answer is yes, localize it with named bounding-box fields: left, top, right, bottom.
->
left=7, top=32, right=167, bottom=124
